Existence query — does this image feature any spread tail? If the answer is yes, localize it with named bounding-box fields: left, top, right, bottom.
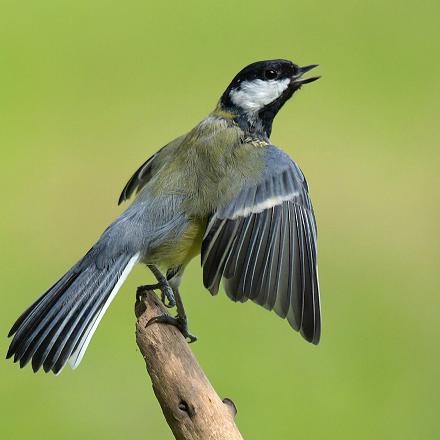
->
left=7, top=250, right=139, bottom=374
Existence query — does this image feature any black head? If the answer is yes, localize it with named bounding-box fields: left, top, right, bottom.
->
left=220, top=59, right=319, bottom=138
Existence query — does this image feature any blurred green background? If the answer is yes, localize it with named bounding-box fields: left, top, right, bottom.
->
left=1, top=0, right=439, bottom=438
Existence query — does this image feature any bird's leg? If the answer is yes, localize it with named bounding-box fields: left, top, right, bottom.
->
left=137, top=264, right=176, bottom=308
left=146, top=287, right=197, bottom=343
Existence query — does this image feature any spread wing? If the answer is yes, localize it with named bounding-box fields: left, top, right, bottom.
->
left=201, top=147, right=320, bottom=344
left=118, top=135, right=185, bottom=205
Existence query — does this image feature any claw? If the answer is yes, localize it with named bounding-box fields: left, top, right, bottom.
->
left=160, top=288, right=176, bottom=308
left=146, top=314, right=198, bottom=343
left=137, top=283, right=176, bottom=308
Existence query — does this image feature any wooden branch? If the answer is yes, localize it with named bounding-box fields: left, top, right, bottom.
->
left=135, top=291, right=244, bottom=440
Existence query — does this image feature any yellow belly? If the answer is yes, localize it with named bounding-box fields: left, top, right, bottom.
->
left=149, top=218, right=206, bottom=271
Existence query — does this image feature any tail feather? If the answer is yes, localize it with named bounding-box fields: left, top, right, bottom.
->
left=54, top=255, right=132, bottom=374
left=32, top=262, right=121, bottom=373
left=7, top=251, right=139, bottom=374
left=7, top=270, right=83, bottom=365
left=15, top=270, right=95, bottom=367
left=68, top=255, right=138, bottom=371
left=8, top=270, right=79, bottom=339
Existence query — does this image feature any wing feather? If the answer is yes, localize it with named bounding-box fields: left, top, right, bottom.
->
left=241, top=212, right=266, bottom=298
left=273, top=203, right=291, bottom=318
left=264, top=205, right=282, bottom=310
left=203, top=219, right=242, bottom=294
left=286, top=203, right=302, bottom=331
left=297, top=206, right=314, bottom=340
left=224, top=214, right=257, bottom=302
left=223, top=218, right=247, bottom=279
left=248, top=208, right=273, bottom=300
left=118, top=135, right=184, bottom=205
left=118, top=153, right=158, bottom=205
left=251, top=207, right=277, bottom=307
left=202, top=146, right=320, bottom=344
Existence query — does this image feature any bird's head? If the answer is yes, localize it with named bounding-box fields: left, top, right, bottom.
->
left=219, top=59, right=319, bottom=138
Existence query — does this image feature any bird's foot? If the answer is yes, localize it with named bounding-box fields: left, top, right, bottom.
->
left=136, top=283, right=176, bottom=308
left=146, top=314, right=198, bottom=343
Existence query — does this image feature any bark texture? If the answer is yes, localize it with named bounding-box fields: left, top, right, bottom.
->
left=135, top=291, right=244, bottom=440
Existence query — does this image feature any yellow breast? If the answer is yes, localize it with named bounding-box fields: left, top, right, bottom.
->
left=149, top=218, right=207, bottom=271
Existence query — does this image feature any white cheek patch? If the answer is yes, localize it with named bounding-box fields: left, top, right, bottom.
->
left=230, top=78, right=290, bottom=112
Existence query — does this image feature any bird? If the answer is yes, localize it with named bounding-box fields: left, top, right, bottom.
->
left=7, top=59, right=321, bottom=375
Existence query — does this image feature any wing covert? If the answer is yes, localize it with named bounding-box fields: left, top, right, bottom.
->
left=118, top=151, right=160, bottom=205
left=118, top=135, right=185, bottom=205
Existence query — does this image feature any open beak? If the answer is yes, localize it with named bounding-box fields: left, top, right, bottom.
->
left=292, top=64, right=320, bottom=85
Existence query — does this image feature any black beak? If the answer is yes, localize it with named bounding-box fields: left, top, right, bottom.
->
left=292, top=64, right=320, bottom=85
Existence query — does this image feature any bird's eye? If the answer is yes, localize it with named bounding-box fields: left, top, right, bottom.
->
left=264, top=69, right=278, bottom=80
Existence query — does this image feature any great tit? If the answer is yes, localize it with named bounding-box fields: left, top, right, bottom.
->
left=7, top=59, right=321, bottom=374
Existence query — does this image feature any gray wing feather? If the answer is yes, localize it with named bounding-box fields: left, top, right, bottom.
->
left=273, top=203, right=291, bottom=319
left=251, top=207, right=276, bottom=307
left=224, top=214, right=257, bottom=302
left=286, top=203, right=302, bottom=331
left=302, top=208, right=320, bottom=342
left=260, top=205, right=282, bottom=310
left=118, top=152, right=160, bottom=205
left=202, top=146, right=320, bottom=344
left=202, top=219, right=242, bottom=294
left=240, top=212, right=266, bottom=298
left=223, top=218, right=247, bottom=279
left=248, top=208, right=273, bottom=300
left=118, top=134, right=185, bottom=205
